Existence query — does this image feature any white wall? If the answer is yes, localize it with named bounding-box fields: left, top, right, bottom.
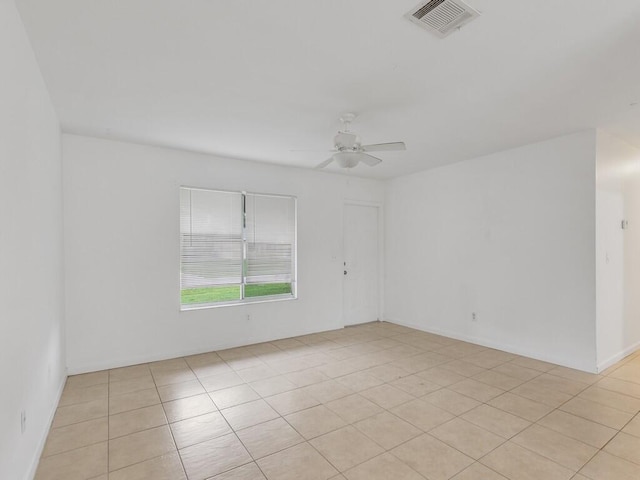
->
left=63, top=134, right=384, bottom=374
left=596, top=130, right=640, bottom=370
left=0, top=1, right=66, bottom=479
left=384, top=131, right=598, bottom=372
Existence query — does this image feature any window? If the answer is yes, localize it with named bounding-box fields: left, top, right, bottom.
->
left=180, top=187, right=296, bottom=309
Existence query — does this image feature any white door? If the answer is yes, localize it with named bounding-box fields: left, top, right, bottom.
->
left=343, top=204, right=380, bottom=326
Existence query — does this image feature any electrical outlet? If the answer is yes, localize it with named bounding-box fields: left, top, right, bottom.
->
left=246, top=314, right=251, bottom=321
left=472, top=312, right=477, bottom=322
left=20, top=410, right=26, bottom=434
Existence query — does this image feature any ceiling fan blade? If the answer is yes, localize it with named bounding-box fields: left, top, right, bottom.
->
left=315, top=157, right=335, bottom=169
left=359, top=153, right=383, bottom=166
left=361, top=142, right=406, bottom=152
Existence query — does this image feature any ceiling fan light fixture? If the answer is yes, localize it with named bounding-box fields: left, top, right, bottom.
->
left=333, top=151, right=361, bottom=168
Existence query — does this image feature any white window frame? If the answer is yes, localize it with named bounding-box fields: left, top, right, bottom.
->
left=180, top=186, right=297, bottom=311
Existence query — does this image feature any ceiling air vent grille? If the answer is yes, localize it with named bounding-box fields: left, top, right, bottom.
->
left=405, top=0, right=480, bottom=38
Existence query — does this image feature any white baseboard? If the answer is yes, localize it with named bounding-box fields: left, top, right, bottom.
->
left=597, top=340, right=640, bottom=373
left=384, top=317, right=598, bottom=373
left=26, top=371, right=67, bottom=480
left=67, top=323, right=344, bottom=375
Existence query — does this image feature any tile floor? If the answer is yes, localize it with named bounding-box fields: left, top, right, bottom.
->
left=35, top=322, right=640, bottom=480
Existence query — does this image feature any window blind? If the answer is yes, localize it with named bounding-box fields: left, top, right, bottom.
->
left=180, top=188, right=243, bottom=289
left=244, top=193, right=296, bottom=284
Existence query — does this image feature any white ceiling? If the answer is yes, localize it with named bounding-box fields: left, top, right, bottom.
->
left=16, top=0, right=640, bottom=178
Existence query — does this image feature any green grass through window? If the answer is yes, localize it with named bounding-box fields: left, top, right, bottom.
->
left=181, top=283, right=292, bottom=305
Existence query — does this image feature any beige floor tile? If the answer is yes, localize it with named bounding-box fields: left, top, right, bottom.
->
left=185, top=351, right=224, bottom=368
left=421, top=388, right=480, bottom=415
left=609, top=363, right=640, bottom=385
left=325, top=394, right=383, bottom=423
left=180, top=432, right=252, bottom=480
left=462, top=351, right=515, bottom=369
left=512, top=424, right=598, bottom=471
left=597, top=377, right=640, bottom=399
left=333, top=372, right=383, bottom=394
left=109, top=387, right=161, bottom=415
left=285, top=368, right=331, bottom=387
left=109, top=364, right=152, bottom=383
left=481, top=442, right=573, bottom=480
left=221, top=399, right=279, bottom=431
left=474, top=370, right=525, bottom=390
left=35, top=442, right=107, bottom=480
left=65, top=371, right=109, bottom=390
left=51, top=398, right=107, bottom=428
left=210, top=384, right=261, bottom=410
left=109, top=375, right=156, bottom=396
left=417, top=366, right=468, bottom=386
left=43, top=417, right=108, bottom=457
left=488, top=392, right=553, bottom=422
left=200, top=371, right=245, bottom=392
left=450, top=462, right=508, bottom=480
left=548, top=366, right=601, bottom=385
left=229, top=355, right=269, bottom=371
left=511, top=382, right=573, bottom=408
left=580, top=450, right=640, bottom=480
left=391, top=398, right=455, bottom=432
left=236, top=417, right=304, bottom=459
left=149, top=358, right=189, bottom=372
left=440, top=360, right=487, bottom=377
left=157, top=379, right=206, bottom=403
left=364, top=364, right=411, bottom=382
left=301, top=380, right=355, bottom=403
left=108, top=452, right=186, bottom=480
left=318, top=360, right=363, bottom=378
left=59, top=383, right=108, bottom=407
left=192, top=362, right=234, bottom=379
left=536, top=373, right=591, bottom=395
left=491, top=362, right=543, bottom=382
left=390, top=374, right=441, bottom=397
left=603, top=432, right=640, bottom=465
left=310, top=426, right=384, bottom=471
left=354, top=411, right=421, bottom=450
left=391, top=434, right=474, bottom=480
left=430, top=418, right=505, bottom=459
left=212, top=462, right=267, bottom=479
left=578, top=386, right=640, bottom=414
left=265, top=389, right=320, bottom=416
left=343, top=453, right=423, bottom=480
left=109, top=404, right=167, bottom=439
left=257, top=442, right=338, bottom=480
left=560, top=396, right=634, bottom=429
left=39, top=325, right=640, bottom=480
left=622, top=413, right=640, bottom=437
left=170, top=411, right=232, bottom=449
left=538, top=410, right=617, bottom=448
left=108, top=425, right=175, bottom=471
left=163, top=393, right=217, bottom=423
left=285, top=405, right=347, bottom=439
left=509, top=357, right=556, bottom=373
left=462, top=404, right=531, bottom=439
left=152, top=368, right=198, bottom=387
left=449, top=378, right=504, bottom=402
left=237, top=364, right=279, bottom=382
left=360, top=384, right=414, bottom=409
left=250, top=376, right=297, bottom=397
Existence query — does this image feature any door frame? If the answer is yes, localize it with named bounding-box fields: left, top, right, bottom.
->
left=342, top=199, right=384, bottom=327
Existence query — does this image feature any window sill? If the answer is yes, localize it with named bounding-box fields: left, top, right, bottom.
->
left=180, top=294, right=297, bottom=311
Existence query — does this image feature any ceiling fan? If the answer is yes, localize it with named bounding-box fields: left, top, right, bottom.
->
left=306, top=113, right=406, bottom=169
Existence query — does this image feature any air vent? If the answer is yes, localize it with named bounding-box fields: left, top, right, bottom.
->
left=405, top=0, right=480, bottom=38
